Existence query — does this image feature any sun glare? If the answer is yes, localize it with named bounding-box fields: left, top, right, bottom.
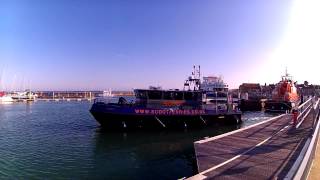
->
left=268, top=0, right=320, bottom=83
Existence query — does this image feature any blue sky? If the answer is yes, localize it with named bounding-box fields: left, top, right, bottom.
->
left=1, top=0, right=310, bottom=91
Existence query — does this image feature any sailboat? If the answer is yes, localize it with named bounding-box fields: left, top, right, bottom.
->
left=0, top=71, right=14, bottom=102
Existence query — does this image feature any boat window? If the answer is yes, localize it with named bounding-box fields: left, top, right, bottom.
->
left=135, top=90, right=147, bottom=99
left=148, top=90, right=163, bottom=99
left=184, top=92, right=193, bottom=100
left=217, top=92, right=227, bottom=97
left=164, top=91, right=174, bottom=100
left=217, top=100, right=227, bottom=103
left=173, top=92, right=183, bottom=100
left=194, top=92, right=202, bottom=101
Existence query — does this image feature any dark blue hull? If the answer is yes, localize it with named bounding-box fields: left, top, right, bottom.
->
left=264, top=100, right=292, bottom=113
left=239, top=99, right=262, bottom=111
left=90, top=102, right=242, bottom=130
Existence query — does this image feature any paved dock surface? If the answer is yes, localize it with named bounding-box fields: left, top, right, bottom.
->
left=308, top=131, right=320, bottom=180
left=191, top=110, right=316, bottom=180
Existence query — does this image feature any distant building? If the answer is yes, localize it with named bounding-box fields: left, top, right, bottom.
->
left=297, top=83, right=320, bottom=97
left=239, top=83, right=262, bottom=100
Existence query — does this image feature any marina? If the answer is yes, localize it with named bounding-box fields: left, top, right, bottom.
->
left=0, top=90, right=134, bottom=102
left=0, top=100, right=276, bottom=179
left=2, top=0, right=320, bottom=178
left=2, top=67, right=320, bottom=178
left=2, top=78, right=320, bottom=179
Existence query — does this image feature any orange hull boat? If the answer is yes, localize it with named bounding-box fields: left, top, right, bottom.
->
left=265, top=70, right=300, bottom=112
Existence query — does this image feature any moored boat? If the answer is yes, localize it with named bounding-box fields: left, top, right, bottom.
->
left=265, top=70, right=300, bottom=112
left=0, top=92, right=14, bottom=103
left=90, top=66, right=242, bottom=130
left=90, top=90, right=241, bottom=130
left=11, top=90, right=37, bottom=102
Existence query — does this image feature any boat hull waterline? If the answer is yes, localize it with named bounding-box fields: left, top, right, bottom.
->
left=90, top=103, right=242, bottom=130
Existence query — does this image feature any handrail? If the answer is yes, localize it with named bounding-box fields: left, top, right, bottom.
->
left=93, top=97, right=115, bottom=104
left=295, top=97, right=315, bottom=128
left=285, top=99, right=320, bottom=180
left=298, top=97, right=313, bottom=110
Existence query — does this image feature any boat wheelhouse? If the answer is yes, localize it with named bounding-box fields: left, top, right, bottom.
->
left=134, top=88, right=202, bottom=107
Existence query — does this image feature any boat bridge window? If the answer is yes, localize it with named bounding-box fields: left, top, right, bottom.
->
left=184, top=92, right=193, bottom=100
left=135, top=90, right=148, bottom=99
left=164, top=91, right=174, bottom=100
left=185, top=92, right=202, bottom=101
left=193, top=92, right=200, bottom=101
left=147, top=90, right=163, bottom=99
left=173, top=92, right=183, bottom=100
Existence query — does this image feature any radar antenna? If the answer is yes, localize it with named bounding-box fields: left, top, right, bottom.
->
left=183, top=65, right=201, bottom=91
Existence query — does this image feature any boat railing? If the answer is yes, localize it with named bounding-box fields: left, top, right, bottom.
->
left=93, top=97, right=116, bottom=104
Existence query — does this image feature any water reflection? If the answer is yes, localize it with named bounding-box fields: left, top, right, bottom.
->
left=0, top=101, right=13, bottom=105
left=90, top=111, right=276, bottom=179
left=25, top=102, right=32, bottom=113
left=92, top=125, right=239, bottom=179
left=0, top=101, right=278, bottom=179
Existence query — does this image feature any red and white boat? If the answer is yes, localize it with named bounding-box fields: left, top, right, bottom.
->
left=265, top=70, right=300, bottom=112
left=0, top=91, right=14, bottom=103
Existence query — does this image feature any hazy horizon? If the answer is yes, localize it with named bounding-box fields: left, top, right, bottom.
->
left=1, top=0, right=320, bottom=91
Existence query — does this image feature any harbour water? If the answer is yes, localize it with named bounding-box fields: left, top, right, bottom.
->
left=0, top=101, right=276, bottom=179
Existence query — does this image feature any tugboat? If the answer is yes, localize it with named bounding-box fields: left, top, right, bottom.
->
left=264, top=69, right=300, bottom=112
left=90, top=66, right=242, bottom=130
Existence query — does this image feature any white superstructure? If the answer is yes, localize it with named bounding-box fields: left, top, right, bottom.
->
left=11, top=90, right=37, bottom=101
left=201, top=76, right=228, bottom=92
left=201, top=76, right=229, bottom=110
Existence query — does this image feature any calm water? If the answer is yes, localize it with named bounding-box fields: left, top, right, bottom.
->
left=0, top=101, right=276, bottom=179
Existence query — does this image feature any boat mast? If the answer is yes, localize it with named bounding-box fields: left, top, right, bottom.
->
left=282, top=67, right=293, bottom=81
left=183, top=65, right=201, bottom=91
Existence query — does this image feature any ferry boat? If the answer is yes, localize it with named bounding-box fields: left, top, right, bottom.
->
left=265, top=70, right=300, bottom=112
left=90, top=66, right=242, bottom=130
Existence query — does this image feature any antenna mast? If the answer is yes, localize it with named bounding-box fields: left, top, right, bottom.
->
left=183, top=65, right=201, bottom=91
